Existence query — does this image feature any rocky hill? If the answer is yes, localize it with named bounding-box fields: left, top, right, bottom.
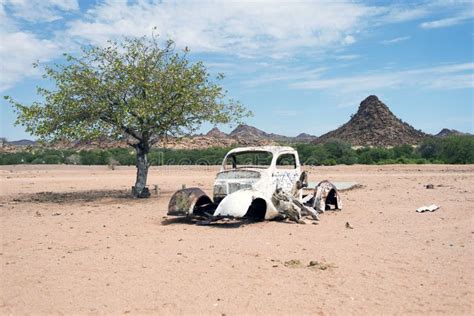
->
left=295, top=133, right=318, bottom=142
left=435, top=128, right=469, bottom=138
left=313, top=95, right=427, bottom=146
left=205, top=127, right=227, bottom=138
left=229, top=124, right=297, bottom=142
left=7, top=139, right=36, bottom=146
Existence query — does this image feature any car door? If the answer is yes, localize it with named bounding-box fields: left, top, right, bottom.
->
left=272, top=152, right=300, bottom=194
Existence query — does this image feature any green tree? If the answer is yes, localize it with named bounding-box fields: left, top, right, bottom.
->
left=440, top=136, right=474, bottom=164
left=418, top=137, right=441, bottom=160
left=5, top=34, right=250, bottom=197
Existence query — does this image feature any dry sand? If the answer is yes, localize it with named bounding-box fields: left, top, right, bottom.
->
left=1, top=164, right=473, bottom=315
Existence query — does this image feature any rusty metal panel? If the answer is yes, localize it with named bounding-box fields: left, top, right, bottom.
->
left=167, top=187, right=212, bottom=216
left=313, top=180, right=342, bottom=212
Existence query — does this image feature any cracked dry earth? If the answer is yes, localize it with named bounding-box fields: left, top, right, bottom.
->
left=1, top=164, right=473, bottom=314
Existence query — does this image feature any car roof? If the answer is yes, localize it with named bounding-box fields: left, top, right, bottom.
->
left=226, top=146, right=297, bottom=156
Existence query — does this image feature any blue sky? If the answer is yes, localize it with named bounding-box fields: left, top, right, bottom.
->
left=0, top=0, right=473, bottom=140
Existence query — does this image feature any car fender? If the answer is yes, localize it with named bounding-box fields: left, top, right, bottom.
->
left=214, top=189, right=279, bottom=220
left=167, top=187, right=214, bottom=216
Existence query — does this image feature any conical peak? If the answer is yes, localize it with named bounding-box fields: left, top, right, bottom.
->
left=357, top=95, right=391, bottom=115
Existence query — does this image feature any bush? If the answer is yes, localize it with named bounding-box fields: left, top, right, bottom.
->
left=31, top=157, right=45, bottom=164
left=322, top=158, right=337, bottom=166
left=323, top=139, right=352, bottom=159
left=418, top=138, right=441, bottom=159
left=439, top=136, right=474, bottom=164
left=65, top=154, right=81, bottom=165
left=392, top=144, right=414, bottom=158
left=0, top=136, right=472, bottom=166
left=79, top=150, right=109, bottom=165
left=43, top=154, right=62, bottom=164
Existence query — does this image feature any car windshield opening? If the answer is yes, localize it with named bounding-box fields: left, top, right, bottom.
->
left=224, top=151, right=273, bottom=169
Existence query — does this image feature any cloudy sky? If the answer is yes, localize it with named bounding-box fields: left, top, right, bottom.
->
left=0, top=0, right=473, bottom=140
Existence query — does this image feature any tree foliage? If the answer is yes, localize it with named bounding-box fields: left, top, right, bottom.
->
left=6, top=35, right=249, bottom=143
left=5, top=33, right=250, bottom=196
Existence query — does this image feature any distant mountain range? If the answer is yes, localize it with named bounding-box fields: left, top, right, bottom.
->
left=1, top=95, right=471, bottom=150
left=202, top=124, right=317, bottom=143
left=1, top=138, right=36, bottom=146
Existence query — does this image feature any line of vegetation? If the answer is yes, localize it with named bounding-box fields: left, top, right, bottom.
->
left=1, top=136, right=473, bottom=166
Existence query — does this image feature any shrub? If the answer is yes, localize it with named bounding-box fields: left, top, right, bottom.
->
left=323, top=139, right=352, bottom=159
left=439, top=136, right=474, bottom=164
left=392, top=144, right=414, bottom=158
left=418, top=138, right=441, bottom=160
left=322, top=158, right=337, bottom=166
left=43, top=154, right=62, bottom=164
left=65, top=154, right=81, bottom=165
left=31, top=157, right=45, bottom=164
left=1, top=136, right=472, bottom=166
left=108, top=157, right=120, bottom=170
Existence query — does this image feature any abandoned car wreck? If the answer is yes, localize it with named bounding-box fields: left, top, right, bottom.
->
left=168, top=146, right=342, bottom=224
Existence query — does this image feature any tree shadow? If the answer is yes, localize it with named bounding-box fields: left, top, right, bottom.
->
left=11, top=189, right=139, bottom=204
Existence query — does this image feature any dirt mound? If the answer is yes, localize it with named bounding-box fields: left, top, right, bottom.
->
left=314, top=95, right=427, bottom=146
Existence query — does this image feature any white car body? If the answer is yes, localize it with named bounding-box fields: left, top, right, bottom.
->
left=167, top=146, right=342, bottom=221
left=212, top=146, right=301, bottom=219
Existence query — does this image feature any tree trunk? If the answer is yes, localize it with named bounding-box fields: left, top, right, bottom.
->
left=132, top=144, right=151, bottom=198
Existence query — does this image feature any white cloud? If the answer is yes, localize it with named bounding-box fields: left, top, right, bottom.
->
left=243, top=66, right=329, bottom=88
left=0, top=31, right=58, bottom=92
left=343, top=35, right=356, bottom=44
left=1, top=0, right=473, bottom=94
left=381, top=36, right=411, bottom=44
left=290, top=63, right=474, bottom=92
left=66, top=0, right=369, bottom=57
left=420, top=15, right=473, bottom=29
left=0, top=2, right=61, bottom=92
left=335, top=54, right=361, bottom=60
left=382, top=6, right=430, bottom=23
left=3, top=0, right=78, bottom=22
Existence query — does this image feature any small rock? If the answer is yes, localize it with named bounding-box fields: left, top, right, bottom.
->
left=425, top=184, right=435, bottom=189
left=346, top=222, right=354, bottom=229
left=284, top=259, right=301, bottom=267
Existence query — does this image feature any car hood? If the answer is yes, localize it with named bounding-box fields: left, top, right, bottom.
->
left=216, top=169, right=265, bottom=180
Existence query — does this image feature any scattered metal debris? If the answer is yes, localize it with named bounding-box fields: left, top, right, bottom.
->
left=168, top=146, right=347, bottom=224
left=329, top=182, right=361, bottom=192
left=416, top=204, right=440, bottom=213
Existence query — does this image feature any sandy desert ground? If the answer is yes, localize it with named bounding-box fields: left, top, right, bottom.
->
left=0, top=164, right=473, bottom=315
